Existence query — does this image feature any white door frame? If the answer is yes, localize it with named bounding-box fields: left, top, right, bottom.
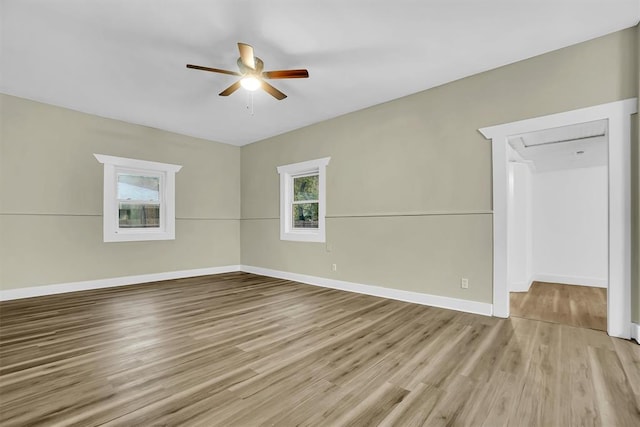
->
left=479, top=98, right=637, bottom=339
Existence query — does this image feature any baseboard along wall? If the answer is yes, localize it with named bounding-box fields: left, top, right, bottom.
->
left=0, top=264, right=494, bottom=317
left=240, top=265, right=493, bottom=316
left=509, top=280, right=533, bottom=293
left=0, top=265, right=241, bottom=301
left=632, top=323, right=640, bottom=345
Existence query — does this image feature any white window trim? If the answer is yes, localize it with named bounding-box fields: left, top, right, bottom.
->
left=277, top=157, right=330, bottom=242
left=94, top=154, right=182, bottom=242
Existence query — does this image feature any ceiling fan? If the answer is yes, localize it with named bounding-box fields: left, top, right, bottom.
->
left=186, top=42, right=309, bottom=100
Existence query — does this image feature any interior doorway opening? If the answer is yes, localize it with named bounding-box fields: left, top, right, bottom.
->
left=479, top=99, right=637, bottom=339
left=506, top=119, right=609, bottom=331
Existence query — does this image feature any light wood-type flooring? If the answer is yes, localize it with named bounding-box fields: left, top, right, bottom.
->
left=1, top=272, right=639, bottom=426
left=510, top=281, right=608, bottom=331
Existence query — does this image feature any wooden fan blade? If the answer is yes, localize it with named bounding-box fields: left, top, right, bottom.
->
left=219, top=80, right=242, bottom=96
left=262, top=69, right=309, bottom=79
left=238, top=43, right=255, bottom=70
left=186, top=64, right=241, bottom=76
left=261, top=81, right=287, bottom=100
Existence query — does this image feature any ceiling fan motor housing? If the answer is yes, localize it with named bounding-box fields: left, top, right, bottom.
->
left=238, top=57, right=264, bottom=75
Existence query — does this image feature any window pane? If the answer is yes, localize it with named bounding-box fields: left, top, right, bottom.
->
left=117, top=174, right=159, bottom=202
left=293, top=175, right=318, bottom=201
left=119, top=203, right=160, bottom=228
left=292, top=203, right=319, bottom=229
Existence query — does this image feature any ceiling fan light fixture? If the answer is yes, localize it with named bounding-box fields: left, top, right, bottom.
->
left=240, top=76, right=261, bottom=91
left=187, top=42, right=307, bottom=100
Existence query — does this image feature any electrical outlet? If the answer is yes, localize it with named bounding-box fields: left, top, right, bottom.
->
left=331, top=264, right=337, bottom=272
left=461, top=278, right=469, bottom=289
left=326, top=243, right=332, bottom=252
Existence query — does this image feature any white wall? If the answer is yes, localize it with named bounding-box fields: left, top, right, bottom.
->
left=507, top=162, right=533, bottom=291
left=532, top=165, right=608, bottom=287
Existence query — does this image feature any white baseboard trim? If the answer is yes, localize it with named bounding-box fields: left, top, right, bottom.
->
left=533, top=274, right=607, bottom=288
left=631, top=323, right=640, bottom=344
left=2, top=264, right=494, bottom=317
left=240, top=265, right=493, bottom=316
left=0, top=265, right=241, bottom=301
left=509, top=280, right=532, bottom=293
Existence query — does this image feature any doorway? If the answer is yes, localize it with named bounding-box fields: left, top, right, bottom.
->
left=479, top=99, right=637, bottom=339
left=505, top=119, right=609, bottom=331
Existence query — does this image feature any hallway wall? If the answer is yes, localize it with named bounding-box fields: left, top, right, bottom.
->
left=532, top=166, right=609, bottom=287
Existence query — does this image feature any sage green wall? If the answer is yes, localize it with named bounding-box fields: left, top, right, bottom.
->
left=0, top=94, right=240, bottom=290
left=241, top=27, right=638, bottom=305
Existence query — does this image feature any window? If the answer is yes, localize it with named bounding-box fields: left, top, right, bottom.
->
left=277, top=157, right=330, bottom=242
left=117, top=173, right=160, bottom=229
left=94, top=154, right=182, bottom=242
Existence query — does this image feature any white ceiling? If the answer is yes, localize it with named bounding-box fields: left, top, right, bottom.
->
left=508, top=119, right=608, bottom=172
left=1, top=1, right=638, bottom=146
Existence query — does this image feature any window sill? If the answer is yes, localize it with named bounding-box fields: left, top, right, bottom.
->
left=104, top=231, right=176, bottom=243
left=280, top=230, right=325, bottom=243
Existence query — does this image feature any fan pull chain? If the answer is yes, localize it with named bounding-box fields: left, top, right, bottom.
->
left=246, top=91, right=254, bottom=116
